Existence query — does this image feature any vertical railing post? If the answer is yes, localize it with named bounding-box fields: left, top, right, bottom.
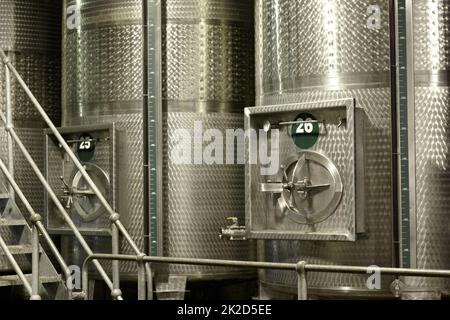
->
left=4, top=51, right=14, bottom=199
left=137, top=254, right=147, bottom=300
left=30, top=217, right=42, bottom=300
left=145, top=263, right=154, bottom=300
left=110, top=217, right=122, bottom=300
left=296, top=261, right=308, bottom=301
left=82, top=265, right=89, bottom=300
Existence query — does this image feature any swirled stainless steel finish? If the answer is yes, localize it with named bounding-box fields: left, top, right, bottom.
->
left=256, top=0, right=395, bottom=296
left=405, top=0, right=450, bottom=295
left=0, top=0, right=61, bottom=271
left=163, top=0, right=254, bottom=278
left=62, top=0, right=254, bottom=278
left=62, top=0, right=144, bottom=274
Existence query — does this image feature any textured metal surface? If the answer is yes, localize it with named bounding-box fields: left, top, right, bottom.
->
left=62, top=0, right=143, bottom=124
left=256, top=0, right=390, bottom=93
left=57, top=115, right=144, bottom=275
left=164, top=0, right=254, bottom=113
left=162, top=0, right=254, bottom=278
left=0, top=0, right=60, bottom=52
left=62, top=0, right=144, bottom=274
left=62, top=0, right=254, bottom=278
left=0, top=1, right=61, bottom=235
left=246, top=100, right=357, bottom=241
left=164, top=112, right=250, bottom=276
left=406, top=0, right=450, bottom=291
left=258, top=89, right=394, bottom=291
left=45, top=124, right=123, bottom=235
left=256, top=0, right=394, bottom=294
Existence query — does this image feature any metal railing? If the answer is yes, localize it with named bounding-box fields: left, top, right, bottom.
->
left=0, top=48, right=150, bottom=300
left=83, top=254, right=450, bottom=300
left=0, top=158, right=72, bottom=300
left=0, top=233, right=33, bottom=297
left=2, top=47, right=450, bottom=301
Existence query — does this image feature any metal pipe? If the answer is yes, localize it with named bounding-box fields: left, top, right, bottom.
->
left=4, top=52, right=14, bottom=199
left=0, top=49, right=141, bottom=255
left=145, top=263, right=154, bottom=300
left=111, top=224, right=121, bottom=300
left=35, top=221, right=72, bottom=299
left=296, top=262, right=307, bottom=301
left=0, top=110, right=115, bottom=295
left=30, top=224, right=41, bottom=300
left=82, top=265, right=88, bottom=301
left=137, top=260, right=146, bottom=300
left=0, top=233, right=33, bottom=296
left=84, top=254, right=450, bottom=278
left=82, top=254, right=450, bottom=300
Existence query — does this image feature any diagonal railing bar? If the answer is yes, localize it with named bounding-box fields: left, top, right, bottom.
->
left=0, top=156, right=72, bottom=299
left=0, top=49, right=142, bottom=253
left=0, top=232, right=33, bottom=297
left=0, top=49, right=127, bottom=300
left=0, top=48, right=147, bottom=299
left=0, top=108, right=116, bottom=298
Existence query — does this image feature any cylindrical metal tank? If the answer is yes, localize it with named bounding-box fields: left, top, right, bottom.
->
left=162, top=0, right=254, bottom=279
left=404, top=0, right=450, bottom=298
left=62, top=0, right=145, bottom=273
left=256, top=0, right=450, bottom=299
left=0, top=0, right=61, bottom=270
left=62, top=0, right=254, bottom=279
left=256, top=0, right=395, bottom=297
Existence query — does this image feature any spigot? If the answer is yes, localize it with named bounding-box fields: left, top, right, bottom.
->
left=220, top=217, right=247, bottom=241
left=390, top=279, right=406, bottom=298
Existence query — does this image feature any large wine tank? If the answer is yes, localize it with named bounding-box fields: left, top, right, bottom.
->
left=253, top=0, right=450, bottom=299
left=162, top=0, right=254, bottom=279
left=254, top=0, right=394, bottom=298
left=403, top=0, right=450, bottom=298
left=59, top=0, right=254, bottom=279
left=0, top=1, right=61, bottom=271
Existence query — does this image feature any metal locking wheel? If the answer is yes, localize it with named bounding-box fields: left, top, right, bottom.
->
left=70, top=163, right=110, bottom=223
left=261, top=151, right=343, bottom=225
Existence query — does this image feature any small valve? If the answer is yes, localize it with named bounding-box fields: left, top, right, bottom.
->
left=390, top=279, right=406, bottom=298
left=220, top=217, right=247, bottom=241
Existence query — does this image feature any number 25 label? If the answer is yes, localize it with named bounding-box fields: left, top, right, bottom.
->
left=79, top=141, right=91, bottom=150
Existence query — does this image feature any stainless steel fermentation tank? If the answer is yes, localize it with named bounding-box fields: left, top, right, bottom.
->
left=60, top=0, right=254, bottom=279
left=0, top=0, right=61, bottom=271
left=404, top=0, right=450, bottom=298
left=254, top=0, right=450, bottom=299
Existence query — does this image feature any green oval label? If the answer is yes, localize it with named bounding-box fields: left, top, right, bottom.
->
left=291, top=113, right=320, bottom=150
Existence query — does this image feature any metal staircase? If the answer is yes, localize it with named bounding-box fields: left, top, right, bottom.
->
left=0, top=48, right=151, bottom=300
left=0, top=192, right=67, bottom=299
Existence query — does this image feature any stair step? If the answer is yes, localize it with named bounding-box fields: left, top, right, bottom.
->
left=0, top=274, right=61, bottom=287
left=0, top=245, right=41, bottom=256
left=0, top=219, right=27, bottom=227
left=0, top=194, right=10, bottom=200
